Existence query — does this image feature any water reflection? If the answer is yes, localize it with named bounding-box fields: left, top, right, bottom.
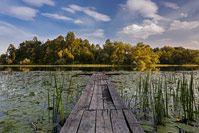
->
left=0, top=66, right=199, bottom=72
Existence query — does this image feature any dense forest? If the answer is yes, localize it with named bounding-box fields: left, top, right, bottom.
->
left=0, top=32, right=199, bottom=66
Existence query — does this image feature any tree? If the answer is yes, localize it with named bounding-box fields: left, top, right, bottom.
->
left=130, top=43, right=159, bottom=67
left=111, top=42, right=126, bottom=64
left=6, top=44, right=16, bottom=64
left=0, top=54, right=7, bottom=65
left=16, top=37, right=41, bottom=64
left=159, top=46, right=175, bottom=64
left=20, top=58, right=31, bottom=65
left=0, top=32, right=199, bottom=66
left=79, top=40, right=94, bottom=63
left=101, top=39, right=115, bottom=64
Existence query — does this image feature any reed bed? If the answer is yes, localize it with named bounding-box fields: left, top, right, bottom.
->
left=111, top=71, right=199, bottom=132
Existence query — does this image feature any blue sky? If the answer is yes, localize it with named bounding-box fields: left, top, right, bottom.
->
left=0, top=0, right=199, bottom=54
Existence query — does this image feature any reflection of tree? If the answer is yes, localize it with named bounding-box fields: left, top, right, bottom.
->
left=5, top=67, right=12, bottom=72
left=19, top=67, right=31, bottom=72
left=133, top=66, right=160, bottom=71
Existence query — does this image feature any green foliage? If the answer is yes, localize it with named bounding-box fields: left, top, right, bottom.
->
left=0, top=32, right=199, bottom=65
left=6, top=44, right=16, bottom=64
left=156, top=46, right=199, bottom=65
left=6, top=58, right=13, bottom=65
left=0, top=54, right=7, bottom=64
left=131, top=43, right=159, bottom=67
left=20, top=58, right=31, bottom=65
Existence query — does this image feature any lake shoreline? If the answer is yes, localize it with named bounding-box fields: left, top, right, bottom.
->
left=0, top=64, right=199, bottom=68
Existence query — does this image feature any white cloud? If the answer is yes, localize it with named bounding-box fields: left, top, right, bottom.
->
left=180, top=13, right=188, bottom=18
left=169, top=20, right=199, bottom=30
left=41, top=13, right=83, bottom=24
left=0, top=3, right=38, bottom=21
left=85, top=29, right=105, bottom=38
left=74, top=19, right=83, bottom=24
left=126, top=0, right=165, bottom=20
left=120, top=20, right=165, bottom=39
left=62, top=4, right=111, bottom=22
left=0, top=21, right=34, bottom=37
left=41, top=13, right=73, bottom=21
left=62, top=7, right=75, bottom=13
left=192, top=41, right=199, bottom=45
left=163, top=2, right=180, bottom=9
left=23, top=0, right=55, bottom=7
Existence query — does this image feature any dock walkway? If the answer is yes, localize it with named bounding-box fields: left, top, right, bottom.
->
left=61, top=73, right=144, bottom=133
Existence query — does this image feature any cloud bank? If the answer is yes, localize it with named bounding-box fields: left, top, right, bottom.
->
left=62, top=4, right=111, bottom=22
left=120, top=20, right=165, bottom=39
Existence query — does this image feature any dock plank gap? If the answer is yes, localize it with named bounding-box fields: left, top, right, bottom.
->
left=61, top=73, right=144, bottom=133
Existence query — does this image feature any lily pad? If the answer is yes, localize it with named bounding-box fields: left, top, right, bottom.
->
left=157, top=126, right=178, bottom=133
left=141, top=125, right=154, bottom=132
left=176, top=123, right=197, bottom=132
left=139, top=120, right=152, bottom=125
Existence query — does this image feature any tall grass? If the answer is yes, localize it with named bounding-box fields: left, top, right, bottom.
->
left=47, top=71, right=76, bottom=132
left=127, top=72, right=199, bottom=127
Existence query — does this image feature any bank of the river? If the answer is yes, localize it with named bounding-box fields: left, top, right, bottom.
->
left=0, top=64, right=199, bottom=68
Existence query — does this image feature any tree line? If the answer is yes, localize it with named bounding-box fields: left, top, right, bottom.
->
left=0, top=32, right=199, bottom=66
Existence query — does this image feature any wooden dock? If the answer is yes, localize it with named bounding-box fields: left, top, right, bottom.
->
left=61, top=73, right=144, bottom=133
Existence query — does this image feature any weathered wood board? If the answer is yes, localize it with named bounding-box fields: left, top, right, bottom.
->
left=61, top=73, right=144, bottom=133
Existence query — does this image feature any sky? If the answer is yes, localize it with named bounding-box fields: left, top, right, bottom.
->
left=0, top=0, right=199, bottom=54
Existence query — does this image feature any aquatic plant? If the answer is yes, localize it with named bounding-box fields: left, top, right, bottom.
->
left=111, top=71, right=199, bottom=132
left=0, top=71, right=89, bottom=132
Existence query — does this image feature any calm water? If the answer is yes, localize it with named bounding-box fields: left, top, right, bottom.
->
left=0, top=66, right=199, bottom=72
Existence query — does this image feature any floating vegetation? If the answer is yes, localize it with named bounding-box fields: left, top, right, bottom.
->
left=0, top=71, right=90, bottom=132
left=111, top=71, right=199, bottom=132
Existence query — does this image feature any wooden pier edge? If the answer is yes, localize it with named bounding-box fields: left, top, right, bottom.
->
left=61, top=73, right=144, bottom=133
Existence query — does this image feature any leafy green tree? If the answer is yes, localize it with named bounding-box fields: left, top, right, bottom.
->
left=16, top=37, right=41, bottom=64
left=0, top=54, right=7, bottom=65
left=111, top=42, right=126, bottom=64
left=101, top=39, right=115, bottom=64
left=130, top=43, right=159, bottom=67
left=159, top=46, right=175, bottom=64
left=79, top=40, right=94, bottom=63
left=6, top=44, right=16, bottom=64
left=20, top=58, right=31, bottom=65
left=0, top=32, right=199, bottom=66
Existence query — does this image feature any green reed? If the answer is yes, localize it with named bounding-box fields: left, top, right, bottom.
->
left=128, top=72, right=199, bottom=127
left=179, top=72, right=196, bottom=121
left=47, top=71, right=76, bottom=131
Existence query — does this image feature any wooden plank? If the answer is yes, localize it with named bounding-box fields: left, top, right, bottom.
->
left=60, top=110, right=84, bottom=133
left=102, top=85, right=115, bottom=110
left=123, top=110, right=145, bottom=133
left=111, top=110, right=130, bottom=133
left=78, top=110, right=96, bottom=133
left=103, top=110, right=113, bottom=133
left=106, top=80, right=127, bottom=109
left=73, top=73, right=96, bottom=110
left=101, top=74, right=109, bottom=80
left=74, top=83, right=94, bottom=110
left=61, top=73, right=144, bottom=133
left=96, top=110, right=104, bottom=133
left=89, top=83, right=103, bottom=110
left=100, top=80, right=107, bottom=86
left=61, top=75, right=95, bottom=133
left=96, top=110, right=112, bottom=133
